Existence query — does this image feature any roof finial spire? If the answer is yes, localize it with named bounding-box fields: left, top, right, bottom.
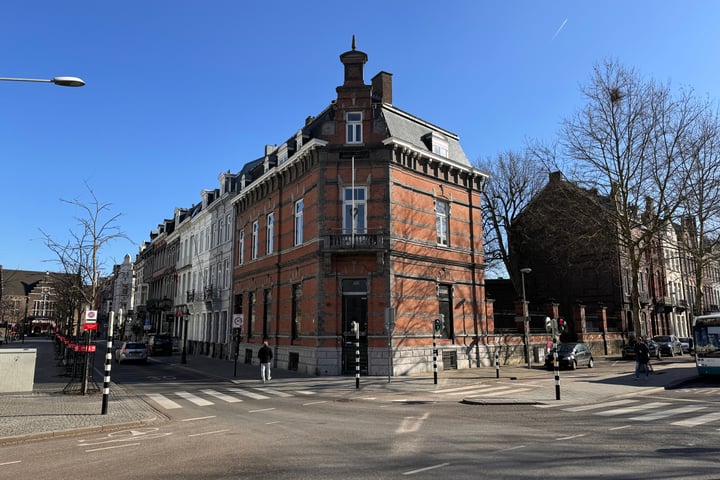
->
left=352, top=34, right=356, bottom=51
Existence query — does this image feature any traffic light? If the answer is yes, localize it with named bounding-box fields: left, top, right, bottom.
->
left=558, top=317, right=566, bottom=333
left=434, top=315, right=445, bottom=332
left=544, top=317, right=552, bottom=333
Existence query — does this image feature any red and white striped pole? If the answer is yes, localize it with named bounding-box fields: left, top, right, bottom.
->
left=101, top=310, right=115, bottom=415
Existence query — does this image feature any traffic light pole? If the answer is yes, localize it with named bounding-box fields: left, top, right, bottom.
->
left=553, top=333, right=560, bottom=400
left=352, top=321, right=360, bottom=389
left=432, top=327, right=438, bottom=385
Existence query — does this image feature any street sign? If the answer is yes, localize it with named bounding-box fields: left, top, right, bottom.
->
left=232, top=314, right=244, bottom=329
left=85, top=310, right=98, bottom=322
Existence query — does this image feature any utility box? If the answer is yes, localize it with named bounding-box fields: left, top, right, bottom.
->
left=534, top=346, right=545, bottom=364
left=0, top=348, right=37, bottom=393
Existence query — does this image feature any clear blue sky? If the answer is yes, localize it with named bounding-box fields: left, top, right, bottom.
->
left=3, top=1, right=719, bottom=274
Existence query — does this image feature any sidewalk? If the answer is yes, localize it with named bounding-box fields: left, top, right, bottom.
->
left=0, top=337, right=699, bottom=445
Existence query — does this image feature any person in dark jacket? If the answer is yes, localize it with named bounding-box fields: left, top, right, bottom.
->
left=258, top=340, right=273, bottom=382
left=634, top=338, right=651, bottom=379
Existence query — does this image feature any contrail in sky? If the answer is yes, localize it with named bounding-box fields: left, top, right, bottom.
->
left=551, top=18, right=568, bottom=41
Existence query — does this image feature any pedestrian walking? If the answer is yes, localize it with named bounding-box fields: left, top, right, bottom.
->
left=634, top=337, right=650, bottom=379
left=258, top=339, right=273, bottom=382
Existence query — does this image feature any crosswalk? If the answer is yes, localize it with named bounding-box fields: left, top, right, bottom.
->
left=146, top=385, right=316, bottom=410
left=431, top=382, right=537, bottom=398
left=539, top=398, right=720, bottom=429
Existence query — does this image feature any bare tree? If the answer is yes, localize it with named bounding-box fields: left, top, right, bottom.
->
left=41, top=184, right=128, bottom=394
left=42, top=185, right=128, bottom=311
left=477, top=150, right=546, bottom=292
left=562, top=60, right=706, bottom=335
left=676, top=105, right=720, bottom=316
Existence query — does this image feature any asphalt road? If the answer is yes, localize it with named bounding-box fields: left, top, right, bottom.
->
left=1, top=356, right=719, bottom=479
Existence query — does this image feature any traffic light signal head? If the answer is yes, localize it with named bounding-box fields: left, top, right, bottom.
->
left=558, top=318, right=566, bottom=333
left=544, top=317, right=552, bottom=333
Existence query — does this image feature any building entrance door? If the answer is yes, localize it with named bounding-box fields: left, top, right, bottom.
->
left=341, top=279, right=368, bottom=375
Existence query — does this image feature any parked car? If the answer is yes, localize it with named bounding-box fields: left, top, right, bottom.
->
left=678, top=336, right=694, bottom=354
left=148, top=334, right=173, bottom=356
left=653, top=335, right=683, bottom=357
left=114, top=342, right=148, bottom=364
left=545, top=342, right=594, bottom=370
left=622, top=339, right=662, bottom=360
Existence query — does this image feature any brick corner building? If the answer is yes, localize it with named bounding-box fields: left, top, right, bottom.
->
left=232, top=41, right=490, bottom=376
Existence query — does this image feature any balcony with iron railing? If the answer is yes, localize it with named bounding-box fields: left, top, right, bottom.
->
left=320, top=228, right=386, bottom=253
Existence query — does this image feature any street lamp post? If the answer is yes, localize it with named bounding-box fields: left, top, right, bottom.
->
left=0, top=76, right=85, bottom=87
left=521, top=268, right=532, bottom=369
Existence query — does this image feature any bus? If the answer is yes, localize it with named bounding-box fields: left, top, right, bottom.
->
left=693, top=313, right=720, bottom=376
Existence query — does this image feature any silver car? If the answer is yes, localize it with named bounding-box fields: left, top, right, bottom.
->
left=652, top=335, right=683, bottom=357
left=114, top=341, right=148, bottom=364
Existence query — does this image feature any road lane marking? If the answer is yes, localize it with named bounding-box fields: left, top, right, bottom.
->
left=181, top=416, right=216, bottom=422
left=86, top=443, right=140, bottom=452
left=0, top=461, right=22, bottom=466
left=397, top=412, right=429, bottom=434
left=248, top=407, right=276, bottom=413
left=402, top=462, right=450, bottom=475
left=303, top=400, right=328, bottom=406
left=555, top=434, right=585, bottom=441
left=146, top=393, right=182, bottom=409
left=188, top=429, right=229, bottom=437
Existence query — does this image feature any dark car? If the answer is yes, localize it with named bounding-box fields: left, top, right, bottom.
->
left=114, top=342, right=148, bottom=364
left=148, top=334, right=173, bottom=356
left=653, top=335, right=683, bottom=356
left=545, top=342, right=594, bottom=370
left=622, top=339, right=662, bottom=360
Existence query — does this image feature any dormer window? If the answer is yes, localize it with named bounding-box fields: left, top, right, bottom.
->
left=423, top=132, right=449, bottom=158
left=346, top=112, right=363, bottom=144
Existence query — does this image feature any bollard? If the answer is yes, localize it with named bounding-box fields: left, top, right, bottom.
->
left=495, top=350, right=500, bottom=378
left=101, top=311, right=114, bottom=415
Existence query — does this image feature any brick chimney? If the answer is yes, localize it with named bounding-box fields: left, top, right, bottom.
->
left=371, top=71, right=393, bottom=104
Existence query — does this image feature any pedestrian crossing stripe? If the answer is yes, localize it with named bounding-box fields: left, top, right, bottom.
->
left=255, top=387, right=293, bottom=397
left=672, top=411, right=720, bottom=427
left=226, top=387, right=269, bottom=400
left=542, top=399, right=720, bottom=428
left=594, top=402, right=671, bottom=416
left=563, top=399, right=638, bottom=412
left=176, top=391, right=214, bottom=406
left=146, top=393, right=182, bottom=409
left=201, top=389, right=243, bottom=403
left=441, top=385, right=514, bottom=396
left=629, top=405, right=707, bottom=422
